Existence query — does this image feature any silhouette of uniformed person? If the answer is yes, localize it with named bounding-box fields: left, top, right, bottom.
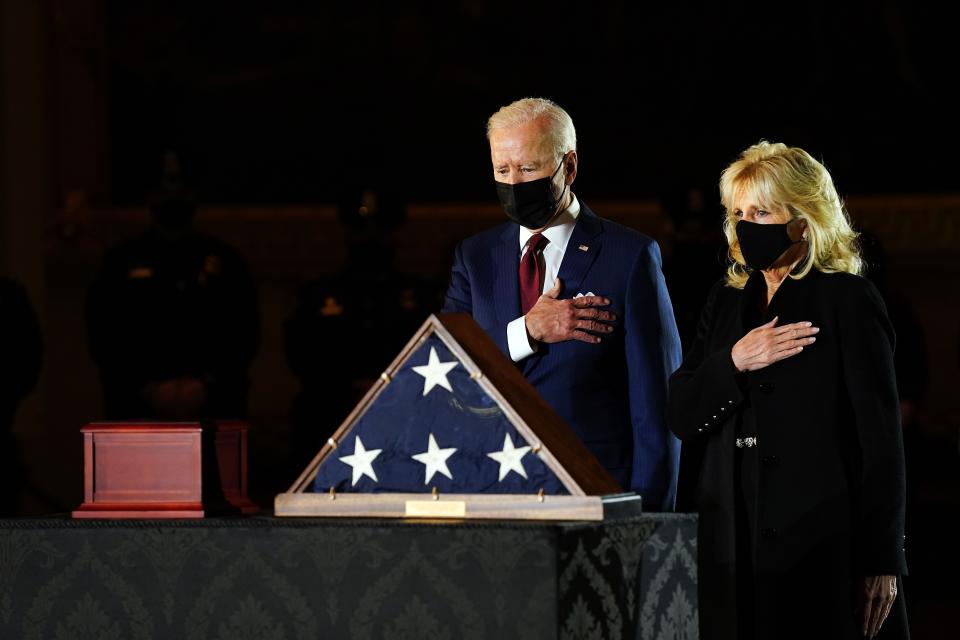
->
left=0, top=277, right=42, bottom=516
left=285, top=187, right=438, bottom=467
left=86, top=151, right=260, bottom=420
left=661, top=182, right=728, bottom=349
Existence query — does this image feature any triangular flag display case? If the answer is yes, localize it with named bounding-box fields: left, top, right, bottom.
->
left=275, top=313, right=634, bottom=520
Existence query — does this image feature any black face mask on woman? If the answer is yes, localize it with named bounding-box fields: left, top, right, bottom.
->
left=735, top=220, right=803, bottom=270
left=495, top=155, right=568, bottom=229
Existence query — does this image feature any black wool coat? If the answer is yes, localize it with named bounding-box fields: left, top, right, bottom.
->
left=668, top=269, right=908, bottom=640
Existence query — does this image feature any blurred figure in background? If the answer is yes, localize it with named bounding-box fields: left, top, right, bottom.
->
left=0, top=277, right=42, bottom=516
left=859, top=231, right=929, bottom=425
left=661, top=181, right=728, bottom=349
left=285, top=187, right=436, bottom=468
left=861, top=230, right=960, bottom=610
left=86, top=151, right=260, bottom=420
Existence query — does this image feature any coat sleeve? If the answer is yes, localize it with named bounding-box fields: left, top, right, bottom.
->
left=839, top=278, right=907, bottom=576
left=442, top=241, right=472, bottom=315
left=667, top=280, right=746, bottom=441
left=624, top=240, right=683, bottom=510
left=441, top=240, right=511, bottom=356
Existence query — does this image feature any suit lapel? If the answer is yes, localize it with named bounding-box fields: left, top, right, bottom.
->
left=523, top=203, right=604, bottom=377
left=556, top=203, right=603, bottom=298
left=739, top=271, right=766, bottom=335
left=492, top=223, right=521, bottom=331
left=767, top=268, right=818, bottom=321
left=739, top=267, right=819, bottom=335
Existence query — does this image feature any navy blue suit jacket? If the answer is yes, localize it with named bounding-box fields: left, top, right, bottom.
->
left=443, top=202, right=682, bottom=510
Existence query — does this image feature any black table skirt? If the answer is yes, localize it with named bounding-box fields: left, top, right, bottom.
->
left=0, top=514, right=697, bottom=640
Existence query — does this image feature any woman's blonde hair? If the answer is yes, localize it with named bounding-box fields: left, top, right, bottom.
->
left=719, top=140, right=862, bottom=288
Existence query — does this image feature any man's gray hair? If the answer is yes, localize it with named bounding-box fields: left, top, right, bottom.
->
left=486, top=97, right=577, bottom=159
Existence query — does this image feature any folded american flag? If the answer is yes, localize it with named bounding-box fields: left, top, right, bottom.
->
left=311, top=335, right=568, bottom=495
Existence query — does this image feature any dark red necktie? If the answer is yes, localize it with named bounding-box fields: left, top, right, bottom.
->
left=519, top=233, right=549, bottom=315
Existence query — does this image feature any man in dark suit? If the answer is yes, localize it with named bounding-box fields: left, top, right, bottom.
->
left=443, top=98, right=682, bottom=510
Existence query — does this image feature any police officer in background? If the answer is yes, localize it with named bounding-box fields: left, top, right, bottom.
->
left=285, top=186, right=438, bottom=467
left=0, top=277, right=42, bottom=515
left=86, top=152, right=260, bottom=420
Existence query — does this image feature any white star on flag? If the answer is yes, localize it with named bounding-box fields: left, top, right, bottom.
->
left=411, top=346, right=458, bottom=396
left=487, top=433, right=532, bottom=481
left=411, top=433, right=458, bottom=484
left=339, top=436, right=382, bottom=486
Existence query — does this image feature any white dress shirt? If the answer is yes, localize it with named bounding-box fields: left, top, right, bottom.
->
left=506, top=196, right=582, bottom=362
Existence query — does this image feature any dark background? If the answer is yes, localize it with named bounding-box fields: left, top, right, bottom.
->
left=104, top=1, right=956, bottom=203
left=1, top=2, right=958, bottom=638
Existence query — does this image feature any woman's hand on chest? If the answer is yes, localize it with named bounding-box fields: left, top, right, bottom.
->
left=730, top=316, right=820, bottom=372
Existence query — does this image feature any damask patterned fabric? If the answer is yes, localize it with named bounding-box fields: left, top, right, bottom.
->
left=0, top=514, right=697, bottom=640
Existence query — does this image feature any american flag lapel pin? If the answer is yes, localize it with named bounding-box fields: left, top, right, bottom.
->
left=578, top=244, right=589, bottom=252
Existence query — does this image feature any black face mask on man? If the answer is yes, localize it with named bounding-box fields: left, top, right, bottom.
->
left=735, top=220, right=804, bottom=270
left=495, top=154, right=568, bottom=230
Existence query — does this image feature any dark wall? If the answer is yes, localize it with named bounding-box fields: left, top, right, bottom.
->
left=105, top=1, right=957, bottom=204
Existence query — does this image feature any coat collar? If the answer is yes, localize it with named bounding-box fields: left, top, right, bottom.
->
left=555, top=202, right=603, bottom=297
left=491, top=202, right=606, bottom=370
left=739, top=267, right=821, bottom=332
left=521, top=203, right=605, bottom=375
left=492, top=201, right=605, bottom=320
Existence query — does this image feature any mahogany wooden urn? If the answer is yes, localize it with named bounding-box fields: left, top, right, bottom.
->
left=73, top=421, right=258, bottom=519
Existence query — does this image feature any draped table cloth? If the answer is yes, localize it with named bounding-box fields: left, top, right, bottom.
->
left=0, top=513, right=697, bottom=640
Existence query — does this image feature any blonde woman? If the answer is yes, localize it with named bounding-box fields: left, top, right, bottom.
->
left=668, top=142, right=907, bottom=639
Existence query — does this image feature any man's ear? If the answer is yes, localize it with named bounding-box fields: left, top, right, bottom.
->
left=564, top=150, right=578, bottom=185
